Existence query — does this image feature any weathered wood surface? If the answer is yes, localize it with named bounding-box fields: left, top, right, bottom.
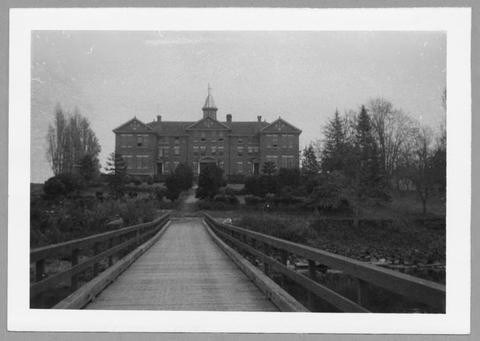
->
left=86, top=218, right=278, bottom=311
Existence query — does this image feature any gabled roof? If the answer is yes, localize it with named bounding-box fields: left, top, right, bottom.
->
left=186, top=117, right=230, bottom=130
left=113, top=117, right=153, bottom=133
left=260, top=117, right=302, bottom=134
left=224, top=121, right=270, bottom=136
left=147, top=120, right=194, bottom=136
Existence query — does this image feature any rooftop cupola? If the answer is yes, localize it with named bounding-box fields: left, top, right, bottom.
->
left=202, top=84, right=218, bottom=120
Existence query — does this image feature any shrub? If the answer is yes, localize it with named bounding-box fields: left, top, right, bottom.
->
left=155, top=187, right=166, bottom=202
left=227, top=174, right=246, bottom=184
left=146, top=176, right=154, bottom=185
left=213, top=194, right=239, bottom=205
left=244, top=195, right=265, bottom=206
left=196, top=164, right=224, bottom=199
left=43, top=173, right=84, bottom=198
left=131, top=176, right=142, bottom=186
left=43, top=177, right=66, bottom=197
left=276, top=168, right=301, bottom=191
left=174, top=163, right=194, bottom=190
left=197, top=199, right=235, bottom=211
left=165, top=173, right=182, bottom=201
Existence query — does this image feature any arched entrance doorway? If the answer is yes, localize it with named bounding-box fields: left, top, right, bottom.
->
left=198, top=156, right=218, bottom=175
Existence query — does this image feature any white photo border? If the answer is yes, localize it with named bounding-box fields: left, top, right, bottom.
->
left=8, top=7, right=471, bottom=334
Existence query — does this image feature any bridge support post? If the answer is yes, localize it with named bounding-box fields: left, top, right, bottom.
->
left=308, top=260, right=317, bottom=311
left=71, top=248, right=79, bottom=291
left=356, top=279, right=368, bottom=307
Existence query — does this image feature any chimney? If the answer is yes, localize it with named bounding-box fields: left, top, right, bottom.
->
left=257, top=115, right=262, bottom=122
left=157, top=115, right=162, bottom=122
left=226, top=114, right=232, bottom=123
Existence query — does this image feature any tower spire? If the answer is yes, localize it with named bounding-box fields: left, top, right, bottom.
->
left=202, top=84, right=218, bottom=120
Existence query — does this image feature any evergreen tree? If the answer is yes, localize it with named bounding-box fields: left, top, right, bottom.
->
left=174, top=163, right=194, bottom=191
left=105, top=152, right=127, bottom=196
left=301, top=144, right=320, bottom=176
left=321, top=109, right=348, bottom=173
left=196, top=164, right=224, bottom=199
left=79, top=153, right=100, bottom=182
left=349, top=105, right=386, bottom=206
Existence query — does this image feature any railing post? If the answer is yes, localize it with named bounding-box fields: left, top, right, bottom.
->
left=71, top=248, right=79, bottom=291
left=356, top=278, right=368, bottom=307
left=108, top=238, right=113, bottom=267
left=280, top=250, right=288, bottom=286
left=35, top=259, right=45, bottom=282
left=308, top=260, right=317, bottom=311
left=263, top=243, right=271, bottom=277
left=93, top=242, right=101, bottom=277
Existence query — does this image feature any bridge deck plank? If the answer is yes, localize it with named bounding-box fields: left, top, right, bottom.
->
left=86, top=218, right=278, bottom=311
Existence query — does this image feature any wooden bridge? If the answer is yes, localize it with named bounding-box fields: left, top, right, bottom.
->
left=30, top=212, right=445, bottom=312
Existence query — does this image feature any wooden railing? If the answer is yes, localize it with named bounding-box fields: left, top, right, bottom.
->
left=203, top=213, right=446, bottom=313
left=30, top=212, right=170, bottom=306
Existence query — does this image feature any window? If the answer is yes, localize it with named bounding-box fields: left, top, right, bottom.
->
left=286, top=156, right=295, bottom=168
left=248, top=146, right=259, bottom=154
left=288, top=135, right=294, bottom=149
left=281, top=135, right=288, bottom=148
left=236, top=161, right=243, bottom=174
left=211, top=145, right=217, bottom=154
left=218, top=161, right=224, bottom=169
left=272, top=135, right=278, bottom=148
left=237, top=146, right=244, bottom=156
left=158, top=148, right=163, bottom=157
left=173, top=146, right=180, bottom=156
left=218, top=145, right=224, bottom=155
left=238, top=138, right=243, bottom=144
left=192, top=162, right=199, bottom=174
left=123, top=155, right=134, bottom=169
left=200, top=145, right=206, bottom=155
left=193, top=145, right=199, bottom=155
left=137, top=136, right=144, bottom=147
left=136, top=155, right=150, bottom=169
left=120, top=134, right=133, bottom=148
left=175, top=137, right=180, bottom=144
left=173, top=161, right=179, bottom=170
left=266, top=134, right=273, bottom=148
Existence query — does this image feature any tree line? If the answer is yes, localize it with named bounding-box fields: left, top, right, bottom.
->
left=302, top=97, right=446, bottom=215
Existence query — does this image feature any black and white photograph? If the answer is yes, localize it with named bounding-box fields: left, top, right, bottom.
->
left=7, top=8, right=471, bottom=334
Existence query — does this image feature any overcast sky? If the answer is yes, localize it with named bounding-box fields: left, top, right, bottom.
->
left=31, top=31, right=445, bottom=183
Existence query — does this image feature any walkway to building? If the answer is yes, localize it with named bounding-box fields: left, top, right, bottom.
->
left=86, top=217, right=278, bottom=311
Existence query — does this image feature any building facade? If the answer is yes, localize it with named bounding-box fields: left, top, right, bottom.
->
left=113, top=88, right=301, bottom=178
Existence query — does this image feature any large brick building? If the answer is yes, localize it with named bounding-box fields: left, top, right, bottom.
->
left=113, top=87, right=301, bottom=178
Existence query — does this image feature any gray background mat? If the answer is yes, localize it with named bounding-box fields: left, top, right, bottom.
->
left=0, top=1, right=477, bottom=340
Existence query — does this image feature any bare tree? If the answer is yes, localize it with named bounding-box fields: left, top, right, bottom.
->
left=368, top=98, right=416, bottom=187
left=408, top=125, right=435, bottom=215
left=46, top=104, right=101, bottom=176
